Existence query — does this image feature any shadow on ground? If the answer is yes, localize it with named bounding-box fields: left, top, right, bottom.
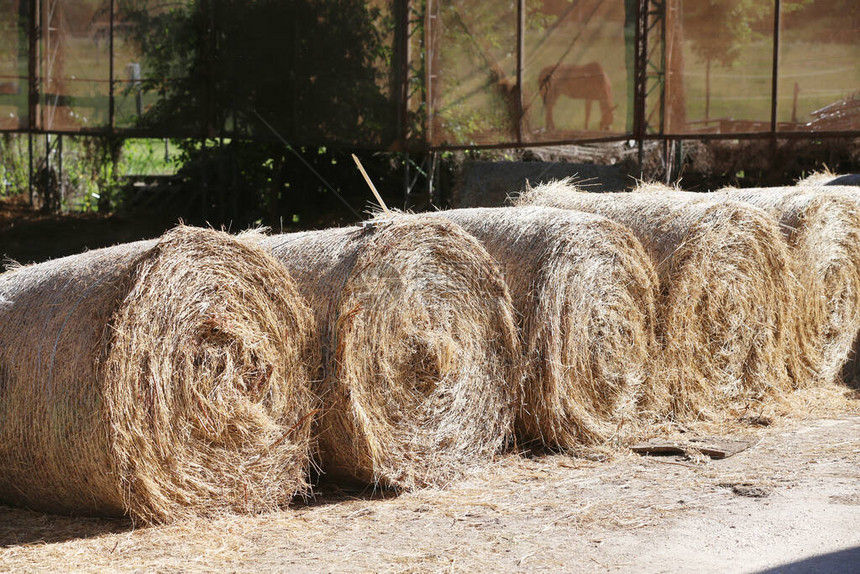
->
left=0, top=505, right=131, bottom=548
left=755, top=546, right=860, bottom=574
left=0, top=478, right=400, bottom=549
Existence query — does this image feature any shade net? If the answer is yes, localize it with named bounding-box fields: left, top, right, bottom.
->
left=777, top=0, right=860, bottom=132
left=0, top=0, right=857, bottom=146
left=427, top=0, right=632, bottom=146
left=0, top=0, right=29, bottom=130
left=658, top=0, right=776, bottom=135
left=35, top=0, right=112, bottom=132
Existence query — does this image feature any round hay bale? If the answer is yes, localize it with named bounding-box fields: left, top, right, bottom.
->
left=0, top=226, right=317, bottom=523
left=516, top=179, right=798, bottom=419
left=433, top=206, right=658, bottom=449
left=629, top=183, right=821, bottom=390
left=714, top=186, right=860, bottom=385
left=261, top=215, right=520, bottom=490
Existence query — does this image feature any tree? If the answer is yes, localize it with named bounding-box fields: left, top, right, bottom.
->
left=682, top=0, right=810, bottom=120
left=119, top=0, right=396, bottom=146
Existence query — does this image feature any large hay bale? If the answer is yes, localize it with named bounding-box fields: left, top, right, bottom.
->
left=629, top=183, right=820, bottom=390
left=713, top=186, right=860, bottom=385
left=724, top=183, right=860, bottom=382
left=0, top=226, right=317, bottom=523
left=433, top=206, right=658, bottom=449
left=516, top=179, right=799, bottom=418
left=261, top=215, right=520, bottom=490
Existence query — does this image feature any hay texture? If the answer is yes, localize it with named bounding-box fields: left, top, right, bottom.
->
left=261, top=215, right=520, bottom=490
left=713, top=186, right=860, bottom=385
left=517, top=179, right=798, bottom=419
left=798, top=171, right=860, bottom=187
left=434, top=206, right=658, bottom=449
left=0, top=226, right=317, bottom=523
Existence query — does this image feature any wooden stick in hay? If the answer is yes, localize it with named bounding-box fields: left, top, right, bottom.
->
left=351, top=153, right=391, bottom=216
left=710, top=185, right=860, bottom=386
left=261, top=215, right=520, bottom=490
left=0, top=226, right=317, bottom=523
left=516, top=179, right=799, bottom=419
left=433, top=206, right=659, bottom=449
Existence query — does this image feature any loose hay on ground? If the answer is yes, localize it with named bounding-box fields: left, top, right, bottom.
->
left=0, top=226, right=318, bottom=523
left=713, top=186, right=860, bottom=385
left=261, top=215, right=520, bottom=491
left=433, top=206, right=659, bottom=449
left=516, top=179, right=799, bottom=419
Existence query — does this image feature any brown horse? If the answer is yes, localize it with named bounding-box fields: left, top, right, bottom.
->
left=538, top=62, right=615, bottom=131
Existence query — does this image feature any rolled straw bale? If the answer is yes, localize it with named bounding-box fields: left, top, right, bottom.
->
left=629, top=183, right=820, bottom=389
left=0, top=226, right=317, bottom=523
left=516, top=179, right=798, bottom=418
left=712, top=186, right=860, bottom=385
left=723, top=183, right=860, bottom=382
left=261, top=215, right=520, bottom=490
left=432, top=206, right=658, bottom=448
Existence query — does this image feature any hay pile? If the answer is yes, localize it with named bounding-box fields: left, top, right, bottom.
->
left=0, top=226, right=317, bottom=523
left=434, top=206, right=658, bottom=448
left=517, top=179, right=799, bottom=419
left=713, top=186, right=860, bottom=385
left=798, top=171, right=860, bottom=187
left=261, top=215, right=520, bottom=490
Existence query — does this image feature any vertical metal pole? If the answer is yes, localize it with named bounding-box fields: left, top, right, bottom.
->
left=516, top=0, right=525, bottom=144
left=424, top=0, right=434, bottom=146
left=200, top=138, right=208, bottom=221
left=218, top=135, right=226, bottom=224
left=634, top=0, right=648, bottom=176
left=28, top=131, right=34, bottom=206
left=109, top=0, right=115, bottom=130
left=770, top=0, right=781, bottom=134
left=44, top=132, right=50, bottom=208
left=427, top=150, right=438, bottom=207
left=207, top=0, right=216, bottom=136
left=658, top=0, right=667, bottom=134
left=28, top=0, right=38, bottom=132
left=394, top=0, right=410, bottom=149
left=57, top=133, right=62, bottom=202
left=403, top=151, right=410, bottom=209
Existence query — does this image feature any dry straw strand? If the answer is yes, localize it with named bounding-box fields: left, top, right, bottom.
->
left=516, top=179, right=799, bottom=419
left=433, top=206, right=659, bottom=449
left=0, top=226, right=317, bottom=523
left=262, top=215, right=520, bottom=490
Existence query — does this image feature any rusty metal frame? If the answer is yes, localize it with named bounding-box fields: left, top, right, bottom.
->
left=770, top=0, right=782, bottom=135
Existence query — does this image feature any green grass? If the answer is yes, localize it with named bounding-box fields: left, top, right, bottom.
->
left=121, top=138, right=181, bottom=177
left=680, top=34, right=859, bottom=126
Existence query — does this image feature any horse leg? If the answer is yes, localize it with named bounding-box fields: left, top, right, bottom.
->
left=545, top=91, right=557, bottom=131
left=585, top=98, right=592, bottom=131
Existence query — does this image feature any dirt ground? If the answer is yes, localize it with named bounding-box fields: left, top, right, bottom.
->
left=1, top=384, right=858, bottom=573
